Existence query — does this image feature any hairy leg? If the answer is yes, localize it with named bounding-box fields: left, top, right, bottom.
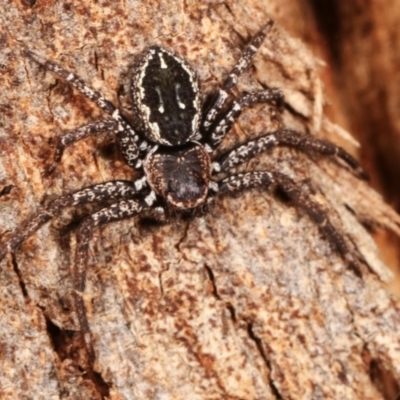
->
left=48, top=119, right=117, bottom=173
left=73, top=200, right=165, bottom=362
left=218, top=171, right=357, bottom=265
left=202, top=20, right=274, bottom=131
left=215, top=128, right=367, bottom=178
left=0, top=180, right=144, bottom=261
left=24, top=50, right=140, bottom=168
left=208, top=89, right=283, bottom=147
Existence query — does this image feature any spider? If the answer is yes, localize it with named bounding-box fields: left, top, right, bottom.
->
left=0, top=20, right=365, bottom=364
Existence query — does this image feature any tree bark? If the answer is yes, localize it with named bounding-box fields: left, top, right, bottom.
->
left=0, top=0, right=400, bottom=399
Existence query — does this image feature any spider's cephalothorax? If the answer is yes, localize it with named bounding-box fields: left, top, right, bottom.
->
left=1, top=20, right=367, bottom=364
left=131, top=45, right=210, bottom=210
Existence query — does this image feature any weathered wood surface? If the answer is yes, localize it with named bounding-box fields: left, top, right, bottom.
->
left=0, top=0, right=400, bottom=399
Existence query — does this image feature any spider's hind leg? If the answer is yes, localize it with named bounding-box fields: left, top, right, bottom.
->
left=73, top=200, right=166, bottom=363
left=215, top=128, right=367, bottom=179
left=0, top=181, right=143, bottom=262
left=218, top=171, right=359, bottom=267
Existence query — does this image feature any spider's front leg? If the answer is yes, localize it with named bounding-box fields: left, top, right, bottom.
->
left=206, top=89, right=284, bottom=148
left=203, top=20, right=274, bottom=131
left=47, top=120, right=118, bottom=174
left=0, top=180, right=145, bottom=262
left=217, top=171, right=357, bottom=266
left=73, top=200, right=166, bottom=363
left=24, top=50, right=141, bottom=169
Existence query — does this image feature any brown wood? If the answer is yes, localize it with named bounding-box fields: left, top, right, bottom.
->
left=0, top=0, right=400, bottom=398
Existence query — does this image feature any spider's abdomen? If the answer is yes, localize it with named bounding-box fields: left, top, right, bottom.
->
left=131, top=46, right=201, bottom=147
left=144, top=143, right=211, bottom=209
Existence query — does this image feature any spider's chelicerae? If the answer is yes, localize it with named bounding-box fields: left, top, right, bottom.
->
left=0, top=20, right=365, bottom=362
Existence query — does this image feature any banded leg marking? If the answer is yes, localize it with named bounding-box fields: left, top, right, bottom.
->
left=217, top=129, right=367, bottom=178
left=117, top=129, right=141, bottom=169
left=24, top=49, right=140, bottom=167
left=48, top=120, right=117, bottom=173
left=73, top=201, right=166, bottom=362
left=219, top=171, right=355, bottom=263
left=24, top=50, right=116, bottom=114
left=0, top=181, right=143, bottom=261
left=209, top=88, right=283, bottom=146
left=203, top=20, right=274, bottom=131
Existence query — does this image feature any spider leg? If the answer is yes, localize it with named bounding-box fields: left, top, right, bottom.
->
left=208, top=89, right=283, bottom=147
left=24, top=50, right=141, bottom=169
left=0, top=180, right=146, bottom=261
left=48, top=119, right=117, bottom=173
left=73, top=200, right=166, bottom=362
left=116, top=129, right=142, bottom=170
left=202, top=20, right=274, bottom=131
left=215, top=128, right=367, bottom=179
left=217, top=171, right=356, bottom=265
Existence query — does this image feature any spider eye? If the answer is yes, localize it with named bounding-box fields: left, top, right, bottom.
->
left=131, top=46, right=201, bottom=146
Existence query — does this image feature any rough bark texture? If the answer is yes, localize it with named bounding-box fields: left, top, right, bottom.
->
left=1, top=1, right=400, bottom=399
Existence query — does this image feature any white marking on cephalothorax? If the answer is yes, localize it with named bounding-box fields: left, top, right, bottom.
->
left=159, top=52, right=168, bottom=69
left=137, top=54, right=167, bottom=143
left=175, top=84, right=186, bottom=109
left=67, top=73, right=74, bottom=81
left=167, top=50, right=201, bottom=138
left=148, top=119, right=162, bottom=141
left=155, top=86, right=164, bottom=113
left=137, top=55, right=155, bottom=129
